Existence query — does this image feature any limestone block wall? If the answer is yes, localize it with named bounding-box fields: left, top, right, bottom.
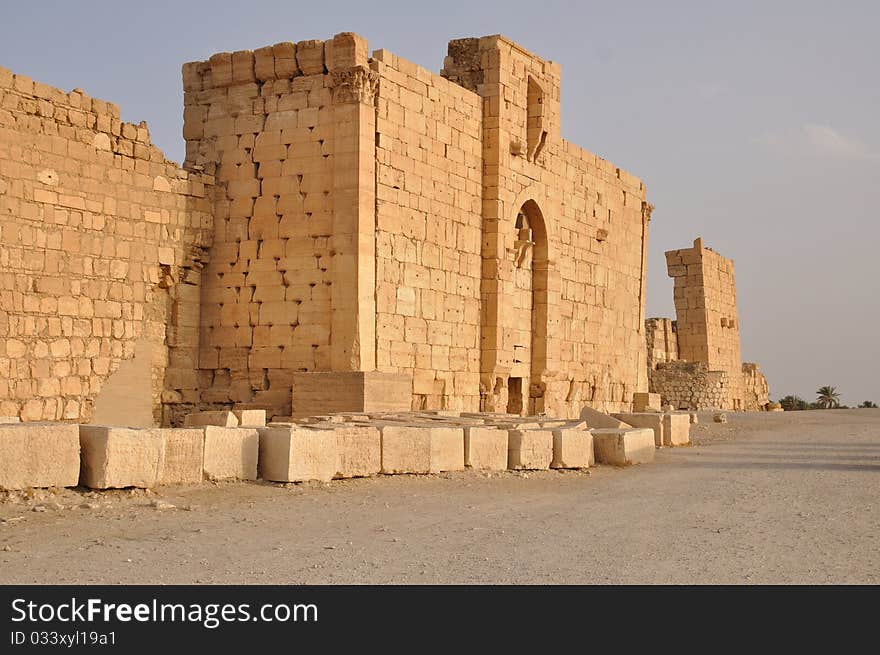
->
left=649, top=361, right=728, bottom=410
left=666, top=238, right=744, bottom=410
left=645, top=317, right=678, bottom=369
left=181, top=33, right=376, bottom=421
left=442, top=36, right=649, bottom=416
left=742, top=362, right=769, bottom=411
left=371, top=50, right=484, bottom=412
left=0, top=67, right=213, bottom=424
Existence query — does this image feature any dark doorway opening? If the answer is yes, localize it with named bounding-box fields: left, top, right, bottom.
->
left=507, top=377, right=523, bottom=414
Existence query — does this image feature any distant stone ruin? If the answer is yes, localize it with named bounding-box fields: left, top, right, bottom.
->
left=646, top=238, right=770, bottom=411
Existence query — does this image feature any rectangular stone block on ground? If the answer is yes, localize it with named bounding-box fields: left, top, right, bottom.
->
left=258, top=426, right=338, bottom=482
left=551, top=427, right=592, bottom=469
left=633, top=392, right=661, bottom=412
left=613, top=412, right=663, bottom=448
left=0, top=417, right=21, bottom=424
left=379, top=424, right=464, bottom=474
left=507, top=429, right=553, bottom=470
left=326, top=424, right=380, bottom=478
left=591, top=428, right=655, bottom=466
left=157, top=428, right=204, bottom=484
left=79, top=426, right=165, bottom=489
left=464, top=426, right=508, bottom=470
left=0, top=423, right=80, bottom=490
left=203, top=426, right=259, bottom=481
left=663, top=413, right=691, bottom=446
left=184, top=411, right=239, bottom=428
left=232, top=409, right=266, bottom=427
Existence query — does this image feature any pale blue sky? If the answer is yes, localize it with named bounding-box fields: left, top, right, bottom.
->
left=2, top=1, right=878, bottom=405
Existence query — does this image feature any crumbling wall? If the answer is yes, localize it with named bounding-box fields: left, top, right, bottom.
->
left=371, top=50, right=483, bottom=412
left=645, top=317, right=678, bottom=369
left=0, top=67, right=213, bottom=424
left=666, top=238, right=744, bottom=410
left=649, top=361, right=728, bottom=410
left=742, top=362, right=769, bottom=411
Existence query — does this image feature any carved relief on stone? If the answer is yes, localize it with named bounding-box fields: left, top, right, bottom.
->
left=330, top=67, right=379, bottom=105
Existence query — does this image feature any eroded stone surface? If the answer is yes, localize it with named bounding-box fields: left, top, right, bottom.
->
left=79, top=426, right=165, bottom=489
left=0, top=423, right=80, bottom=490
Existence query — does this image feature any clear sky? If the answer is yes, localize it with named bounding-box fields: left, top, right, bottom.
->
left=2, top=1, right=877, bottom=406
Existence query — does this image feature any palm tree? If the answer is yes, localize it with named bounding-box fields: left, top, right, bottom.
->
left=816, top=386, right=841, bottom=409
left=858, top=401, right=878, bottom=409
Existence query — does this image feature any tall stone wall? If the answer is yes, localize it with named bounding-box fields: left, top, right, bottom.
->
left=371, top=50, right=484, bottom=412
left=180, top=33, right=377, bottom=421
left=442, top=36, right=649, bottom=416
left=665, top=238, right=744, bottom=410
left=0, top=67, right=213, bottom=424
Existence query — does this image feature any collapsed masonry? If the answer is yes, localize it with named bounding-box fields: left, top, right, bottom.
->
left=0, top=32, right=652, bottom=426
left=0, top=406, right=694, bottom=492
left=646, top=238, right=770, bottom=411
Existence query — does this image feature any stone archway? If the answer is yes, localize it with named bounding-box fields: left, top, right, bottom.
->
left=505, top=200, right=549, bottom=415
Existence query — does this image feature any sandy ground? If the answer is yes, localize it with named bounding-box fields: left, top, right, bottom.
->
left=1, top=409, right=877, bottom=584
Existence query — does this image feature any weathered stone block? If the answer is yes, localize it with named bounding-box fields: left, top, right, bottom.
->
left=158, top=428, right=204, bottom=485
left=613, top=412, right=663, bottom=447
left=79, top=426, right=165, bottom=489
left=379, top=425, right=464, bottom=474
left=203, top=426, right=259, bottom=481
left=507, top=429, right=552, bottom=470
left=591, top=428, right=655, bottom=466
left=0, top=423, right=79, bottom=490
left=463, top=426, right=508, bottom=470
left=663, top=413, right=691, bottom=446
left=184, top=411, right=239, bottom=428
left=0, top=416, right=21, bottom=424
left=632, top=392, right=661, bottom=412
left=580, top=406, right=632, bottom=429
left=232, top=409, right=266, bottom=427
left=258, top=426, right=337, bottom=482
left=291, top=371, right=412, bottom=418
left=329, top=424, right=381, bottom=478
left=550, top=427, right=592, bottom=469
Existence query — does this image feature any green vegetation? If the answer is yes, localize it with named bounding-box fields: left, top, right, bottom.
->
left=776, top=388, right=875, bottom=411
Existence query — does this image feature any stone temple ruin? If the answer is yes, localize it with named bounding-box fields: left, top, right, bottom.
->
left=0, top=32, right=770, bottom=492
left=646, top=238, right=770, bottom=411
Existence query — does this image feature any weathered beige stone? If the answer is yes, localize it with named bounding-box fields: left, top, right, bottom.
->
left=258, top=426, right=337, bottom=482
left=184, top=411, right=239, bottom=428
left=291, top=372, right=412, bottom=418
left=232, top=409, right=266, bottom=427
left=689, top=412, right=699, bottom=424
left=663, top=413, right=691, bottom=446
left=0, top=423, right=80, bottom=490
left=463, top=425, right=508, bottom=470
left=157, top=428, right=204, bottom=484
left=632, top=392, right=661, bottom=412
left=0, top=417, right=21, bottom=424
left=379, top=424, right=464, bottom=474
left=613, top=412, right=664, bottom=448
left=550, top=427, right=592, bottom=469
left=580, top=406, right=632, bottom=429
left=203, top=426, right=259, bottom=480
left=507, top=429, right=552, bottom=470
left=591, top=428, right=655, bottom=466
left=329, top=424, right=381, bottom=478
left=713, top=412, right=728, bottom=423
left=79, top=426, right=165, bottom=489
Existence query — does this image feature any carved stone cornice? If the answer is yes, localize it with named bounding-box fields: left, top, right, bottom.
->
left=330, top=67, right=379, bottom=105
left=641, top=201, right=654, bottom=222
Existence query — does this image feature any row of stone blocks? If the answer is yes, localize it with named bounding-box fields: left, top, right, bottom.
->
left=0, top=410, right=681, bottom=490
